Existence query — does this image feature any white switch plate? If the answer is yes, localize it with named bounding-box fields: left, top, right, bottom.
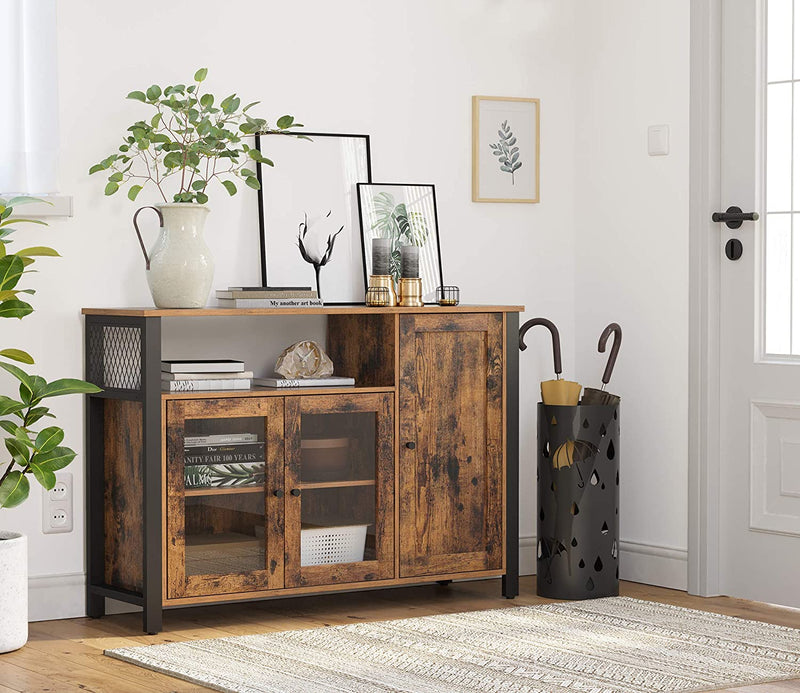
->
left=42, top=471, right=73, bottom=534
left=648, top=124, right=670, bottom=156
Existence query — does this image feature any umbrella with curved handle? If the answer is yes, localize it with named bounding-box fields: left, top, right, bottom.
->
left=519, top=317, right=582, bottom=405
left=582, top=322, right=623, bottom=405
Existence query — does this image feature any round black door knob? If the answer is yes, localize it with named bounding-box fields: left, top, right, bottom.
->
left=274, top=489, right=284, bottom=498
left=290, top=488, right=301, bottom=497
left=406, top=442, right=416, bottom=449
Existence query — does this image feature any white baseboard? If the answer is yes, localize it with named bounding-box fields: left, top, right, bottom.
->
left=518, top=535, right=688, bottom=591
left=28, top=537, right=688, bottom=622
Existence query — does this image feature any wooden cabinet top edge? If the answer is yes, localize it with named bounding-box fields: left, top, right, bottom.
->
left=81, top=305, right=525, bottom=317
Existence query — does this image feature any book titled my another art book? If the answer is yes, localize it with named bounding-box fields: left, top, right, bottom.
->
left=253, top=376, right=355, bottom=388
left=217, top=297, right=323, bottom=309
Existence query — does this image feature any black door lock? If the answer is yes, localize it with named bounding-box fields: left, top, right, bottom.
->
left=725, top=238, right=743, bottom=261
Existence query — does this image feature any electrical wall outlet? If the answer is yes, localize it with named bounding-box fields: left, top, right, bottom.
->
left=42, top=471, right=73, bottom=534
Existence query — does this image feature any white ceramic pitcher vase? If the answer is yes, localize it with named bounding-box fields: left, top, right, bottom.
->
left=133, top=203, right=214, bottom=308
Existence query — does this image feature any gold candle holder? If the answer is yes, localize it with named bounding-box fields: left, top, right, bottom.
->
left=398, top=277, right=423, bottom=307
left=368, top=275, right=397, bottom=306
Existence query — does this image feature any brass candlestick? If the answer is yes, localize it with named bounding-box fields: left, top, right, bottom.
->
left=399, top=277, right=423, bottom=307
left=368, top=275, right=398, bottom=306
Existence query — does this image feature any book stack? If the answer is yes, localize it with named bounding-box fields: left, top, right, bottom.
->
left=216, top=286, right=323, bottom=309
left=253, top=376, right=356, bottom=389
left=162, top=359, right=253, bottom=392
left=184, top=433, right=265, bottom=489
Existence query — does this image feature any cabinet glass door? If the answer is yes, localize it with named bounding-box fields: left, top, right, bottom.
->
left=284, top=393, right=395, bottom=588
left=166, top=398, right=284, bottom=599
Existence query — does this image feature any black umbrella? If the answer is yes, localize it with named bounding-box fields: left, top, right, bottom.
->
left=581, top=322, right=622, bottom=405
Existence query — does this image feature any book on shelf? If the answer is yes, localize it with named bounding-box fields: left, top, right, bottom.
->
left=253, top=376, right=356, bottom=388
left=227, top=286, right=312, bottom=292
left=162, top=359, right=244, bottom=374
left=185, top=442, right=265, bottom=466
left=184, top=433, right=258, bottom=446
left=217, top=297, right=324, bottom=309
left=216, top=289, right=317, bottom=299
left=161, top=370, right=254, bottom=381
left=162, top=378, right=252, bottom=392
left=184, top=462, right=265, bottom=489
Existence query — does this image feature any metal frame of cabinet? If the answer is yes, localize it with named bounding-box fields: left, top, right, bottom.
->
left=83, top=305, right=521, bottom=634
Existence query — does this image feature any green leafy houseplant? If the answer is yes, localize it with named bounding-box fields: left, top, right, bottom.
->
left=0, top=198, right=101, bottom=509
left=89, top=68, right=304, bottom=204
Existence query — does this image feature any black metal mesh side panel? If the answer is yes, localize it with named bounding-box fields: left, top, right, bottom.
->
left=86, top=323, right=143, bottom=391
left=536, top=403, right=620, bottom=600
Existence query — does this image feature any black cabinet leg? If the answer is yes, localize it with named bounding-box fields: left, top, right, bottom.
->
left=87, top=592, right=105, bottom=618
left=143, top=604, right=162, bottom=635
left=502, top=573, right=519, bottom=599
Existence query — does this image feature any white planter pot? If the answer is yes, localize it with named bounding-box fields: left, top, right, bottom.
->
left=134, top=203, right=214, bottom=308
left=0, top=531, right=27, bottom=653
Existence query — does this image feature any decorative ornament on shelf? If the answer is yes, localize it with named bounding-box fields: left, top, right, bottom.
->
left=367, top=237, right=397, bottom=306
left=436, top=285, right=460, bottom=306
left=89, top=67, right=304, bottom=309
left=398, top=244, right=423, bottom=307
left=275, top=340, right=334, bottom=379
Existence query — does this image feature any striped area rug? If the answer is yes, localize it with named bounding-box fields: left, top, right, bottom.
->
left=106, top=597, right=800, bottom=693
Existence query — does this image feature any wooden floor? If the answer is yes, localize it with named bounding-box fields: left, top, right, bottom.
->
left=1, top=577, right=799, bottom=692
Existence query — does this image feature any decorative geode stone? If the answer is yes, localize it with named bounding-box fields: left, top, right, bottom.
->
left=275, top=340, right=334, bottom=379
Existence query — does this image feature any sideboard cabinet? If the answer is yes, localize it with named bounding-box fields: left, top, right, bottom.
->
left=83, top=305, right=522, bottom=633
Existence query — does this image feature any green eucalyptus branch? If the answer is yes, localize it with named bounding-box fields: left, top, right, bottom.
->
left=89, top=67, right=305, bottom=205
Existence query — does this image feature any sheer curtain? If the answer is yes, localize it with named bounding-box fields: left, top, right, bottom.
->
left=0, top=0, right=59, bottom=194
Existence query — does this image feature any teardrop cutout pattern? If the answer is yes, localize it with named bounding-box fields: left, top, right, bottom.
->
left=570, top=502, right=579, bottom=516
left=599, top=423, right=607, bottom=437
left=606, top=439, right=615, bottom=460
left=551, top=416, right=558, bottom=425
left=537, top=539, right=542, bottom=558
left=586, top=577, right=595, bottom=591
left=601, top=483, right=606, bottom=490
left=611, top=540, right=618, bottom=558
left=601, top=521, right=609, bottom=535
left=594, top=556, right=603, bottom=572
left=542, top=441, right=550, bottom=458
left=539, top=508, right=545, bottom=522
left=582, top=418, right=590, bottom=429
left=571, top=537, right=578, bottom=547
left=616, top=470, right=619, bottom=485
left=578, top=558, right=585, bottom=568
left=590, top=470, right=599, bottom=486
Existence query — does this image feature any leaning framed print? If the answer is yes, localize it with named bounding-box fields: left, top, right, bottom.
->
left=472, top=96, right=540, bottom=203
left=255, top=132, right=372, bottom=304
left=357, top=182, right=444, bottom=303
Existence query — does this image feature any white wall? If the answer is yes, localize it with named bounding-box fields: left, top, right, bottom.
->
left=573, top=1, right=692, bottom=588
left=1, top=0, right=581, bottom=619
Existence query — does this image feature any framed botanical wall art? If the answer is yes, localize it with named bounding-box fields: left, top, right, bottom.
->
left=472, top=96, right=540, bottom=203
left=255, top=133, right=371, bottom=304
left=357, top=183, right=444, bottom=303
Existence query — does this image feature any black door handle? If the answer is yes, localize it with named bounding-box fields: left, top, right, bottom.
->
left=290, top=488, right=301, bottom=497
left=712, top=206, right=760, bottom=229
left=274, top=489, right=284, bottom=498
left=405, top=442, right=416, bottom=450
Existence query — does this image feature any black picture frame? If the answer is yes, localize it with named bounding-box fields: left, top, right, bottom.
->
left=255, top=132, right=372, bottom=305
left=357, top=182, right=445, bottom=304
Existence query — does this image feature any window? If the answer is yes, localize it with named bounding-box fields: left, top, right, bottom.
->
left=0, top=0, right=59, bottom=196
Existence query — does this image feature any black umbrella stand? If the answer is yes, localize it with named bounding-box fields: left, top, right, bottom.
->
left=537, top=402, right=619, bottom=599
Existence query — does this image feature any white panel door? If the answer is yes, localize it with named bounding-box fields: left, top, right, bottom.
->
left=719, top=0, right=800, bottom=607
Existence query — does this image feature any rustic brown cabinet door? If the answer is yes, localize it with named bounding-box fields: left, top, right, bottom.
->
left=166, top=398, right=285, bottom=599
left=399, top=313, right=504, bottom=577
left=284, top=393, right=395, bottom=588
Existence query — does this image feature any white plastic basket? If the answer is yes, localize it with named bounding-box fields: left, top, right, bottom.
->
left=300, top=524, right=368, bottom=566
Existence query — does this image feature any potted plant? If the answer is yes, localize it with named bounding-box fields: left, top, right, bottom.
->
left=0, top=198, right=101, bottom=652
left=90, top=68, right=304, bottom=308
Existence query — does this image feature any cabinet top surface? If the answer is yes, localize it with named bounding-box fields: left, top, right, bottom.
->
left=81, top=304, right=524, bottom=317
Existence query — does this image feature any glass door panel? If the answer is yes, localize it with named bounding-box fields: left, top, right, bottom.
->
left=183, top=415, right=266, bottom=577
left=166, top=398, right=284, bottom=599
left=285, top=394, right=394, bottom=587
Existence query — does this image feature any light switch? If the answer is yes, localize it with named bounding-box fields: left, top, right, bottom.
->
left=648, top=124, right=670, bottom=156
